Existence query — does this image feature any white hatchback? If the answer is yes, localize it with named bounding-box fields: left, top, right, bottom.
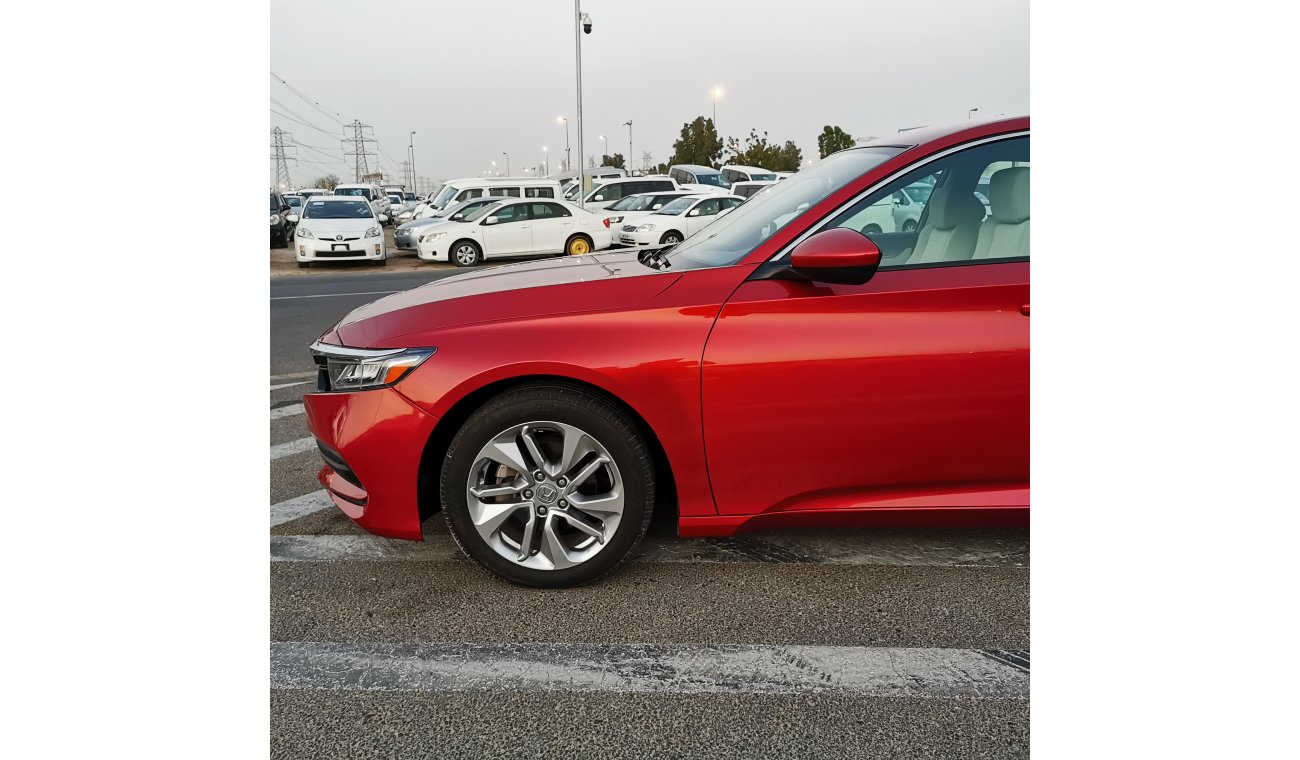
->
left=617, top=195, right=744, bottom=247
left=417, top=198, right=612, bottom=266
left=294, top=197, right=387, bottom=268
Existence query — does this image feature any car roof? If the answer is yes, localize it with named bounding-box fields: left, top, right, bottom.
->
left=722, top=165, right=772, bottom=173
left=671, top=164, right=722, bottom=173
left=308, top=195, right=368, bottom=201
left=852, top=115, right=1029, bottom=153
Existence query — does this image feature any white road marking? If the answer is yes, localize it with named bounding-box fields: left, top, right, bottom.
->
left=271, top=290, right=398, bottom=301
left=269, top=532, right=1028, bottom=567
left=271, top=437, right=316, bottom=460
left=270, top=642, right=1028, bottom=698
left=271, top=491, right=335, bottom=528
left=270, top=381, right=310, bottom=391
left=270, top=371, right=316, bottom=382
left=271, top=403, right=305, bottom=420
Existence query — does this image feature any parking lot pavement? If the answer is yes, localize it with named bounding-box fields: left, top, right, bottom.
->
left=268, top=372, right=1030, bottom=757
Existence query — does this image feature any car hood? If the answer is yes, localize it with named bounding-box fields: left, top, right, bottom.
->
left=397, top=218, right=446, bottom=232
left=328, top=250, right=680, bottom=347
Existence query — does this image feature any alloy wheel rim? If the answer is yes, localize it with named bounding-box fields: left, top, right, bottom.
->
left=570, top=238, right=589, bottom=255
left=466, top=421, right=624, bottom=571
left=455, top=245, right=477, bottom=264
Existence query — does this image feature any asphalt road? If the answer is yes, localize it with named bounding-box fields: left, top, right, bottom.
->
left=268, top=267, right=1030, bottom=759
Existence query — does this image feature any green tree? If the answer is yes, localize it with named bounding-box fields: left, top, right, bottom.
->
left=724, top=129, right=803, bottom=172
left=312, top=174, right=340, bottom=190
left=670, top=116, right=724, bottom=168
left=816, top=125, right=855, bottom=158
left=601, top=153, right=625, bottom=169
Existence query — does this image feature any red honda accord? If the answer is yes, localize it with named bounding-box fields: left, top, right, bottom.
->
left=303, top=116, right=1029, bottom=587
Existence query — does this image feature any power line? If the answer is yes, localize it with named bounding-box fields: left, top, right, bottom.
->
left=270, top=71, right=345, bottom=125
left=270, top=107, right=338, bottom=139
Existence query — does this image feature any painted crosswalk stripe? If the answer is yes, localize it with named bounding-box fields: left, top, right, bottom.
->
left=270, top=642, right=1028, bottom=698
left=270, top=403, right=305, bottom=420
left=269, top=532, right=1028, bottom=567
left=271, top=491, right=335, bottom=528
left=271, top=437, right=316, bottom=460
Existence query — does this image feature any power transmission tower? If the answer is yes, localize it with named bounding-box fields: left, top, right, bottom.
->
left=271, top=127, right=296, bottom=190
left=341, top=120, right=378, bottom=182
left=641, top=151, right=653, bottom=173
left=401, top=160, right=412, bottom=189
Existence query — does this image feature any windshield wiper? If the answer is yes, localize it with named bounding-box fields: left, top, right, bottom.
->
left=638, top=243, right=677, bottom=270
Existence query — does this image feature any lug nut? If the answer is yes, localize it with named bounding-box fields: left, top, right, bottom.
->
left=523, top=489, right=533, bottom=499
left=533, top=470, right=545, bottom=481
left=557, top=477, right=568, bottom=487
left=558, top=499, right=568, bottom=509
left=536, top=505, right=548, bottom=516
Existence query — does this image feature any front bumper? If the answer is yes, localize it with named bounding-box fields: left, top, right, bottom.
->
left=303, top=386, right=440, bottom=540
left=394, top=229, right=414, bottom=249
left=618, top=228, right=658, bottom=246
left=296, top=235, right=385, bottom=261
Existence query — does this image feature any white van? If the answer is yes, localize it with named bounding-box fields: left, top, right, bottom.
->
left=427, top=177, right=565, bottom=211
left=720, top=165, right=778, bottom=184
left=558, top=167, right=627, bottom=197
left=580, top=175, right=679, bottom=211
left=332, top=183, right=392, bottom=223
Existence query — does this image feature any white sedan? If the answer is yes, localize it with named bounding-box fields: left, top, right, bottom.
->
left=294, top=197, right=387, bottom=268
left=601, top=191, right=699, bottom=232
left=416, top=198, right=612, bottom=267
left=616, top=195, right=744, bottom=247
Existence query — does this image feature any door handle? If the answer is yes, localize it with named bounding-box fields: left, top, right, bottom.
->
left=1020, top=304, right=1030, bottom=316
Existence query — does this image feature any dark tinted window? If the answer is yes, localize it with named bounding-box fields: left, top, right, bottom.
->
left=334, top=187, right=374, bottom=200
left=695, top=198, right=722, bottom=216
left=529, top=202, right=572, bottom=219
left=489, top=204, right=524, bottom=223
left=493, top=187, right=522, bottom=197
left=525, top=187, right=555, bottom=198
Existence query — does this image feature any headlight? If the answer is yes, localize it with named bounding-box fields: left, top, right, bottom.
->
left=310, top=342, right=436, bottom=392
left=365, top=227, right=382, bottom=238
left=287, top=214, right=298, bottom=222
left=420, top=232, right=447, bottom=243
left=270, top=215, right=280, bottom=225
left=637, top=224, right=656, bottom=232
left=297, top=228, right=314, bottom=239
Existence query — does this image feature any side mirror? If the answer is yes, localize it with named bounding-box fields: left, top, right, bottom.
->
left=593, top=195, right=605, bottom=201
left=452, top=213, right=464, bottom=220
left=652, top=204, right=663, bottom=209
left=378, top=214, right=389, bottom=223
left=483, top=216, right=499, bottom=225
left=281, top=205, right=290, bottom=213
left=788, top=228, right=882, bottom=285
left=687, top=209, right=700, bottom=217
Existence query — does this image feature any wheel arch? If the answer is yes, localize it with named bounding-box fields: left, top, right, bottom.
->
left=416, top=374, right=678, bottom=525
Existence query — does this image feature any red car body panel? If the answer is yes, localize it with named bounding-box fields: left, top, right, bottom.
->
left=302, top=116, right=1030, bottom=541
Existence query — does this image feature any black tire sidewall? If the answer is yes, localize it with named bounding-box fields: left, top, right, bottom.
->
left=440, top=385, right=653, bottom=587
left=453, top=241, right=481, bottom=267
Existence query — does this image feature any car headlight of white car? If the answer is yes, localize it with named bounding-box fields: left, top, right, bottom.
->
left=297, top=228, right=314, bottom=239
left=637, top=224, right=656, bottom=232
left=419, top=231, right=447, bottom=243
left=365, top=227, right=382, bottom=238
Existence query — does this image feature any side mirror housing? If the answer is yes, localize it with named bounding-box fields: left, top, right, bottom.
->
left=687, top=209, right=700, bottom=217
left=451, top=213, right=464, bottom=220
left=788, top=228, right=882, bottom=285
left=483, top=216, right=499, bottom=225
left=593, top=195, right=605, bottom=201
left=652, top=204, right=663, bottom=209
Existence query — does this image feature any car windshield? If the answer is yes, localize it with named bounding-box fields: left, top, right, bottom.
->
left=628, top=195, right=670, bottom=211
left=661, top=147, right=906, bottom=270
left=334, top=187, right=373, bottom=200
left=284, top=196, right=303, bottom=208
left=461, top=202, right=502, bottom=222
left=608, top=195, right=644, bottom=212
left=432, top=185, right=458, bottom=207
left=303, top=200, right=373, bottom=219
left=387, top=194, right=402, bottom=204
left=748, top=172, right=776, bottom=181
left=694, top=173, right=730, bottom=188
left=654, top=197, right=695, bottom=216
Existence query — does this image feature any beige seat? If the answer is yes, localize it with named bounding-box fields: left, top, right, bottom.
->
left=972, top=167, right=1030, bottom=259
left=899, top=186, right=985, bottom=265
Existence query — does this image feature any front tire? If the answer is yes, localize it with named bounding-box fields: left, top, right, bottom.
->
left=902, top=219, right=918, bottom=233
left=440, top=385, right=655, bottom=588
left=451, top=240, right=483, bottom=267
left=659, top=231, right=682, bottom=246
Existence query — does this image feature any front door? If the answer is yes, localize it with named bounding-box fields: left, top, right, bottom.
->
left=700, top=136, right=1031, bottom=516
left=480, top=202, right=532, bottom=256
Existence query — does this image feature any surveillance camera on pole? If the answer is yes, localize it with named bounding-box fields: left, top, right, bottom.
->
left=581, top=12, right=592, bottom=34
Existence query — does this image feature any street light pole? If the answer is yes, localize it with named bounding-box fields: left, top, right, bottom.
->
left=599, top=135, right=607, bottom=163
left=574, top=0, right=587, bottom=209
left=624, top=120, right=632, bottom=174
left=711, top=87, right=723, bottom=131
left=543, top=146, right=549, bottom=177
left=558, top=116, right=570, bottom=174
left=502, top=152, right=510, bottom=175
left=408, top=131, right=416, bottom=193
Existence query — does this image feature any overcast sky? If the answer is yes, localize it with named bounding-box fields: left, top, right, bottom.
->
left=269, top=0, right=1027, bottom=191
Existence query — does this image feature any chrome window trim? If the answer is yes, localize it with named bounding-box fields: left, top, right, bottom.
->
left=766, top=130, right=1029, bottom=263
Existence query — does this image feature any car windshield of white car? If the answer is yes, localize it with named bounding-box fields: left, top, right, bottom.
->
left=335, top=188, right=372, bottom=200
left=388, top=195, right=402, bottom=204
left=304, top=200, right=372, bottom=219
left=608, top=195, right=643, bottom=211
left=655, top=198, right=694, bottom=216
left=662, top=146, right=906, bottom=269
left=460, top=202, right=502, bottom=222
left=750, top=173, right=776, bottom=181
left=695, top=174, right=730, bottom=187
left=284, top=196, right=302, bottom=207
